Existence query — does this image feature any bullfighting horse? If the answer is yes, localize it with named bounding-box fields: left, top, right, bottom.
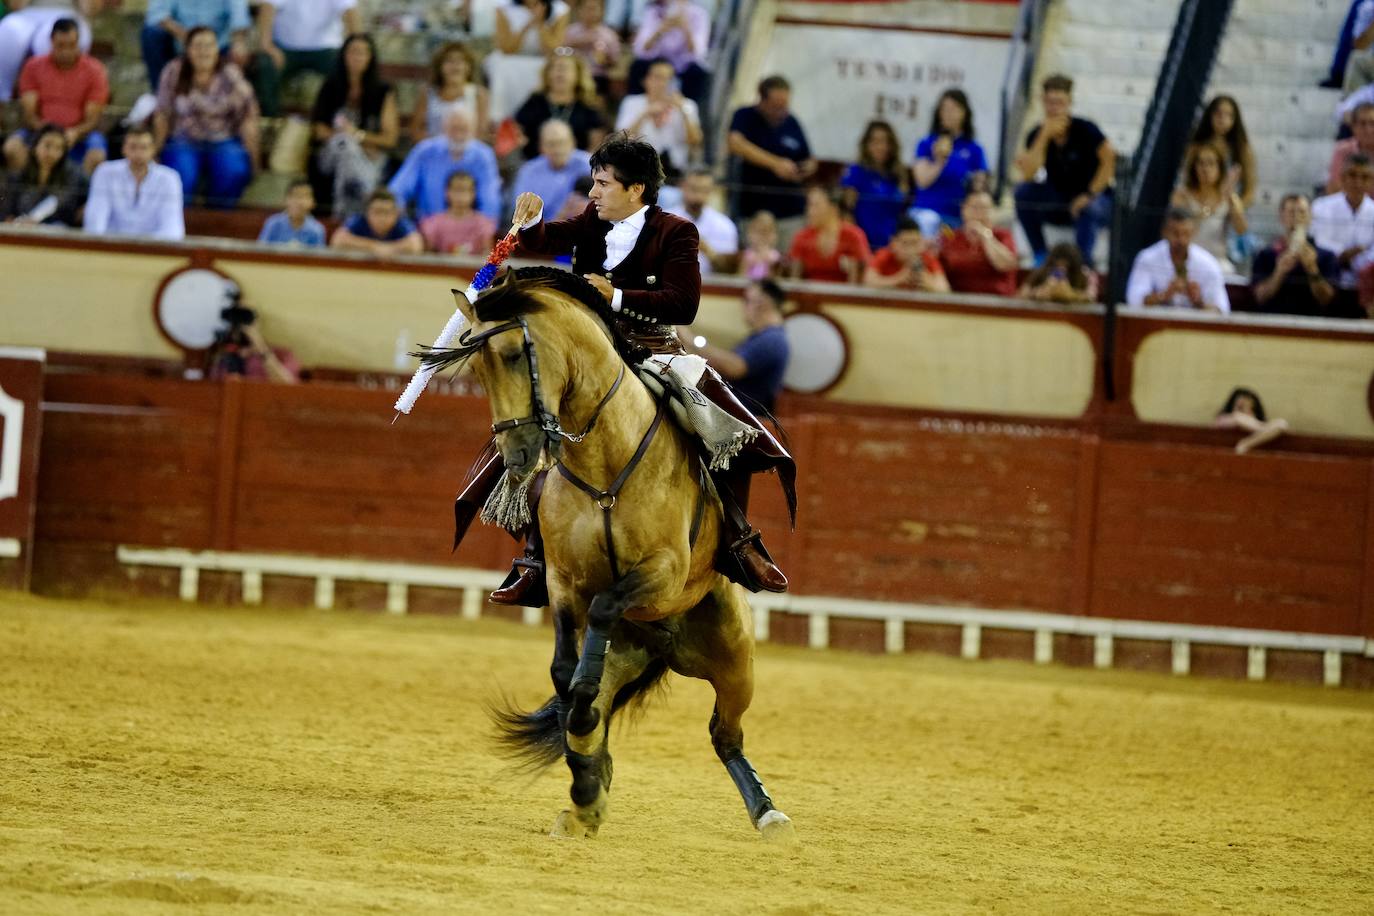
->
left=422, top=267, right=794, bottom=841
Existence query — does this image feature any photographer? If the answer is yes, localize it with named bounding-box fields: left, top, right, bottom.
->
left=207, top=298, right=300, bottom=383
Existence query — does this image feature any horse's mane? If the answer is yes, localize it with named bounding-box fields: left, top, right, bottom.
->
left=476, top=266, right=650, bottom=365
left=415, top=266, right=649, bottom=374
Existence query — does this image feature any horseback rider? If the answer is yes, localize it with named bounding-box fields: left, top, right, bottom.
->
left=454, top=132, right=795, bottom=605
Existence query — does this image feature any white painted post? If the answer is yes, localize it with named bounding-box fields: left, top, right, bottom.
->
left=1247, top=646, right=1266, bottom=682
left=960, top=623, right=981, bottom=660
left=808, top=612, right=829, bottom=650
left=1171, top=639, right=1190, bottom=676
left=753, top=606, right=770, bottom=642
left=1033, top=629, right=1053, bottom=664
left=1323, top=650, right=1342, bottom=687
left=521, top=605, right=542, bottom=626
left=241, top=569, right=262, bottom=605
left=386, top=581, right=407, bottom=615
left=1093, top=633, right=1113, bottom=669
left=178, top=565, right=199, bottom=602
left=314, top=576, right=335, bottom=610
left=460, top=587, right=482, bottom=621
left=884, top=617, right=904, bottom=654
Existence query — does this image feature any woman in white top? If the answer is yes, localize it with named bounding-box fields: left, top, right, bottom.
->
left=409, top=41, right=490, bottom=141
left=0, top=0, right=100, bottom=100
left=1171, top=139, right=1247, bottom=274
left=485, top=0, right=570, bottom=121
left=614, top=56, right=700, bottom=176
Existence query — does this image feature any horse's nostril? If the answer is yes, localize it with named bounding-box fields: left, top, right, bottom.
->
left=511, top=448, right=527, bottom=467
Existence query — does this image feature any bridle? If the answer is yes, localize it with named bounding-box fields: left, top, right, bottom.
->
left=462, top=313, right=705, bottom=582
left=460, top=316, right=625, bottom=451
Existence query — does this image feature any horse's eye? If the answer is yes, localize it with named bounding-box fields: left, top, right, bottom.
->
left=502, top=349, right=523, bottom=366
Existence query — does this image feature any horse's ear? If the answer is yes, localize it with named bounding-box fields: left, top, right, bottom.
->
left=450, top=288, right=477, bottom=324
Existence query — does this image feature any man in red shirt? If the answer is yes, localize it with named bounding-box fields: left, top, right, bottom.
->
left=2, top=17, right=109, bottom=175
left=938, top=189, right=1020, bottom=296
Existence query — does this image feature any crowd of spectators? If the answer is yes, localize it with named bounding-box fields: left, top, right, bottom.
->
left=4, top=0, right=1374, bottom=325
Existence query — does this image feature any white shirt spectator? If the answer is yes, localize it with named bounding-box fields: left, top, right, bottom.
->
left=665, top=200, right=737, bottom=274
left=1312, top=190, right=1374, bottom=287
left=1125, top=240, right=1230, bottom=313
left=84, top=159, right=185, bottom=240
left=266, top=0, right=356, bottom=51
left=615, top=93, right=700, bottom=173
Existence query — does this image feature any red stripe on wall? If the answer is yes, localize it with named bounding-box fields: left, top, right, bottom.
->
left=772, top=16, right=1013, bottom=39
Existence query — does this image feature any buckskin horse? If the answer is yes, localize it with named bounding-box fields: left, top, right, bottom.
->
left=422, top=267, right=794, bottom=842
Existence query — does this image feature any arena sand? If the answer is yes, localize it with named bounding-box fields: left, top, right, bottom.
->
left=1, top=593, right=1372, bottom=915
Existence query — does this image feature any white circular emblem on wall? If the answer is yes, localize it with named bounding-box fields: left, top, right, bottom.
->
left=782, top=311, right=848, bottom=394
left=155, top=268, right=239, bottom=351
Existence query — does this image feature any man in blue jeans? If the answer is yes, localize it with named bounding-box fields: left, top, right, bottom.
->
left=1013, top=73, right=1115, bottom=266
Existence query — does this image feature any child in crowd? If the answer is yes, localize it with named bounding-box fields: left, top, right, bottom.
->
left=739, top=209, right=782, bottom=280
left=258, top=179, right=326, bottom=247
left=862, top=216, right=949, bottom=292
left=1017, top=241, right=1098, bottom=303
left=419, top=169, right=496, bottom=255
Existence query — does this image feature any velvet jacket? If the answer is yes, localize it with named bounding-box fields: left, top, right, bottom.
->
left=515, top=202, right=702, bottom=326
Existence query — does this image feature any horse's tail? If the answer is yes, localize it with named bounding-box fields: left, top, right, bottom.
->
left=491, top=658, right=672, bottom=770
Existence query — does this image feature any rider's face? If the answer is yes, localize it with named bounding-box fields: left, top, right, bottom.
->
left=589, top=167, right=643, bottom=222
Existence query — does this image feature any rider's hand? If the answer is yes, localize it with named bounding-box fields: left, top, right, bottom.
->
left=512, top=192, right=544, bottom=229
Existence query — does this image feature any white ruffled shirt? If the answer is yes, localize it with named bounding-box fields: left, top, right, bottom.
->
left=522, top=203, right=650, bottom=313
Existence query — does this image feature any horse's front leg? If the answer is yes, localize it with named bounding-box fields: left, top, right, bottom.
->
left=566, top=571, right=648, bottom=737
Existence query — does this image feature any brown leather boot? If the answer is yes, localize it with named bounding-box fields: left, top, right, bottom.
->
left=489, top=550, right=548, bottom=606
left=489, top=477, right=549, bottom=607
left=730, top=529, right=788, bottom=593
left=714, top=470, right=788, bottom=594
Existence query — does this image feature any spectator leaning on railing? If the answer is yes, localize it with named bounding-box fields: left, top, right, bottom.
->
left=2, top=17, right=107, bottom=177
left=1124, top=207, right=1229, bottom=313
left=153, top=25, right=259, bottom=209
left=1013, top=73, right=1115, bottom=266
left=1250, top=194, right=1338, bottom=318
left=84, top=124, right=185, bottom=240
left=680, top=279, right=791, bottom=416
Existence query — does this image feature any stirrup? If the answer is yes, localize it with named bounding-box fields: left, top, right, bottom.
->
left=490, top=556, right=549, bottom=608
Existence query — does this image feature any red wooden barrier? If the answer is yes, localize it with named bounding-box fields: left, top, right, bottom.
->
left=30, top=373, right=1374, bottom=646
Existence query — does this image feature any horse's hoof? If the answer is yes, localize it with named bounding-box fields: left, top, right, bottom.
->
left=550, top=809, right=588, bottom=840
left=757, top=809, right=797, bottom=845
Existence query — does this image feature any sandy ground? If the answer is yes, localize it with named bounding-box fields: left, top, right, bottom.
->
left=1, top=593, right=1372, bottom=916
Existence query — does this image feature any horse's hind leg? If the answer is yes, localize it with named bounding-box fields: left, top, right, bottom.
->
left=552, top=636, right=651, bottom=840
left=702, top=584, right=795, bottom=842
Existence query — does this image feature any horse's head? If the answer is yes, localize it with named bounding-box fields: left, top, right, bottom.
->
left=443, top=267, right=632, bottom=481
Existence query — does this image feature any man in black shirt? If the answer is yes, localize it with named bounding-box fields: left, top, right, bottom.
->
left=1251, top=194, right=1339, bottom=317
left=726, top=74, right=816, bottom=239
left=1013, top=73, right=1116, bottom=265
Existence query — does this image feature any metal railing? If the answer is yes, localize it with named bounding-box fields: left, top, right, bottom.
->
left=995, top=0, right=1054, bottom=200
